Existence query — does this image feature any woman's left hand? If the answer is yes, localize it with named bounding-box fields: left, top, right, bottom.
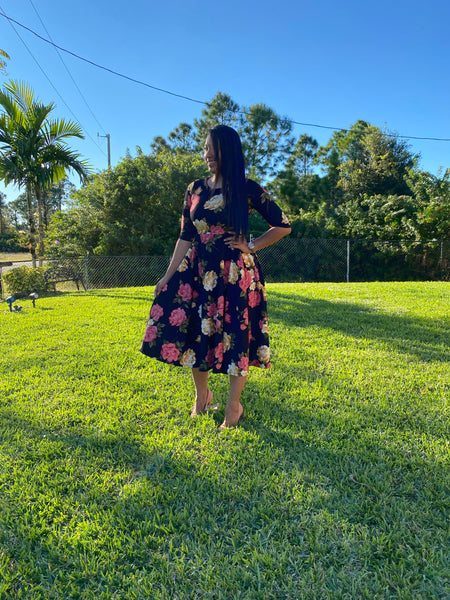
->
left=224, top=235, right=251, bottom=253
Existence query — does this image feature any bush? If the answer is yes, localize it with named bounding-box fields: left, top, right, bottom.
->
left=2, top=266, right=49, bottom=295
left=0, top=233, right=28, bottom=252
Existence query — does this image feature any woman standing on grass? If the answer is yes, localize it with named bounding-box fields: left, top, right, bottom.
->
left=140, top=125, right=291, bottom=428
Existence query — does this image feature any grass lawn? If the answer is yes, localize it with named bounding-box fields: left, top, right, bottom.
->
left=0, top=282, right=448, bottom=599
left=0, top=252, right=32, bottom=263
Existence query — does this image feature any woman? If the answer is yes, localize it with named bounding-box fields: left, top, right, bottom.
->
left=141, top=125, right=291, bottom=428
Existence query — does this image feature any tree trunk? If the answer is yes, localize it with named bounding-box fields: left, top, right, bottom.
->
left=35, top=184, right=45, bottom=267
left=26, top=184, right=37, bottom=267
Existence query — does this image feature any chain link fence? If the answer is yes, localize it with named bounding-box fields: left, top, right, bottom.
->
left=1, top=239, right=448, bottom=293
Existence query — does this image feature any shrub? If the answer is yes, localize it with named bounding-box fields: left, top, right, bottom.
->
left=0, top=233, right=28, bottom=252
left=2, top=266, right=48, bottom=295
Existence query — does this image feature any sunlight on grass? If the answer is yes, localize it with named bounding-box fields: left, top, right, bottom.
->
left=0, top=282, right=448, bottom=599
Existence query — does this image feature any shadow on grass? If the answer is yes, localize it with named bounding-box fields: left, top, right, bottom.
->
left=0, top=386, right=447, bottom=598
left=269, top=291, right=449, bottom=362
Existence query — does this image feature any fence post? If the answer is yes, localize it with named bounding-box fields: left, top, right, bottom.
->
left=85, top=254, right=89, bottom=290
left=346, top=240, right=350, bottom=283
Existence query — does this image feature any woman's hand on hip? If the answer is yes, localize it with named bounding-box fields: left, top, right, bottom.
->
left=224, top=234, right=251, bottom=253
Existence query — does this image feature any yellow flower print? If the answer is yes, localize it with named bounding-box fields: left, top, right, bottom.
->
left=223, top=332, right=232, bottom=352
left=193, top=219, right=209, bottom=234
left=180, top=348, right=196, bottom=367
left=203, top=270, right=218, bottom=291
left=228, top=261, right=239, bottom=284
left=204, top=194, right=224, bottom=210
left=242, top=253, right=255, bottom=268
left=257, top=345, right=270, bottom=363
left=177, top=258, right=188, bottom=272
left=227, top=361, right=240, bottom=376
left=201, top=318, right=215, bottom=336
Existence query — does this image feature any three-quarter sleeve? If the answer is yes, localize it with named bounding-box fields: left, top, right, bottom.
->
left=179, top=182, right=197, bottom=242
left=246, top=179, right=291, bottom=229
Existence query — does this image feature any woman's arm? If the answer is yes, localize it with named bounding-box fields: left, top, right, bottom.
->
left=154, top=238, right=192, bottom=296
left=225, top=226, right=291, bottom=254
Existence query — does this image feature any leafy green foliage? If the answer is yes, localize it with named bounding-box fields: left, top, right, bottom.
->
left=0, top=80, right=91, bottom=262
left=2, top=265, right=48, bottom=294
left=0, top=283, right=448, bottom=598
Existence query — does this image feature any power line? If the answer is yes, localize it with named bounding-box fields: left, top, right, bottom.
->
left=28, top=0, right=107, bottom=136
left=1, top=9, right=450, bottom=143
left=0, top=6, right=107, bottom=158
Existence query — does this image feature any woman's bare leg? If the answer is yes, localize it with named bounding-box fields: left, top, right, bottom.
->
left=191, top=368, right=211, bottom=415
left=221, top=374, right=247, bottom=428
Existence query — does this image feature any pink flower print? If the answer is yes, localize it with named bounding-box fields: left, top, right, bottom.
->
left=222, top=260, right=230, bottom=282
left=189, top=194, right=201, bottom=213
left=198, top=263, right=203, bottom=277
left=237, top=256, right=245, bottom=268
left=192, top=289, right=199, bottom=299
left=189, top=245, right=197, bottom=262
left=210, top=225, right=225, bottom=235
left=205, top=348, right=215, bottom=367
left=200, top=233, right=214, bottom=244
left=144, top=325, right=158, bottom=342
left=207, top=302, right=218, bottom=318
left=239, top=269, right=252, bottom=292
left=150, top=304, right=164, bottom=322
left=238, top=356, right=249, bottom=371
left=160, top=343, right=180, bottom=363
left=178, top=283, right=193, bottom=301
left=240, top=308, right=249, bottom=329
left=169, top=308, right=187, bottom=327
left=253, top=266, right=260, bottom=281
left=248, top=291, right=261, bottom=308
left=215, top=343, right=224, bottom=362
left=225, top=312, right=231, bottom=324
left=215, top=318, right=221, bottom=331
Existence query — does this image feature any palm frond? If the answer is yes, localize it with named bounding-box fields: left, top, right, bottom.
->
left=45, top=118, right=84, bottom=143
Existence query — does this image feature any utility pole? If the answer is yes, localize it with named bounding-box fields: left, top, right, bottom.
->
left=98, top=133, right=111, bottom=168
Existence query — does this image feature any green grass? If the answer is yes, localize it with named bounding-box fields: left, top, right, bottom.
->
left=0, top=252, right=32, bottom=263
left=0, top=282, right=448, bottom=599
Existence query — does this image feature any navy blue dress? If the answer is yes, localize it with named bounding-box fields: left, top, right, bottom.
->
left=140, top=178, right=290, bottom=376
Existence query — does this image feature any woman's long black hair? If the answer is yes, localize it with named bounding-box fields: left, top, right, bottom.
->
left=208, top=125, right=248, bottom=236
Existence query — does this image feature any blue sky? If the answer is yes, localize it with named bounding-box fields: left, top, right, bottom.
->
left=1, top=0, right=450, bottom=203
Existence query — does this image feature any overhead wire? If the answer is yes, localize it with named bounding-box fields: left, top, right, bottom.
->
left=1, top=9, right=450, bottom=143
left=28, top=0, right=107, bottom=136
left=0, top=5, right=107, bottom=157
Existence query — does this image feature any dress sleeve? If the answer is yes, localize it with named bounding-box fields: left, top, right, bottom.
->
left=246, top=179, right=291, bottom=229
left=179, top=182, right=197, bottom=242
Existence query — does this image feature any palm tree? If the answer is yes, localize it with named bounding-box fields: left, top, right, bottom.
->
left=0, top=49, right=9, bottom=75
left=0, top=81, right=91, bottom=265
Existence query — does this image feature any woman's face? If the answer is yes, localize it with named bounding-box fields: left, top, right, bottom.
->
left=204, top=135, right=221, bottom=176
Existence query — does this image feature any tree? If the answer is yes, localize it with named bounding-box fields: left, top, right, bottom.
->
left=286, top=134, right=319, bottom=177
left=239, top=103, right=293, bottom=180
left=0, top=81, right=90, bottom=265
left=406, top=169, right=450, bottom=240
left=0, top=50, right=9, bottom=75
left=0, top=191, right=7, bottom=234
left=47, top=147, right=207, bottom=257
left=338, top=128, right=417, bottom=200
left=194, top=92, right=240, bottom=147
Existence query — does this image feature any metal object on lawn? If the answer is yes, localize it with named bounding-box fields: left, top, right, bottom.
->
left=29, top=292, right=39, bottom=307
left=6, top=295, right=16, bottom=312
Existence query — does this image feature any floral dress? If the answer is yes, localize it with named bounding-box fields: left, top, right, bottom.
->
left=140, top=178, right=291, bottom=376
